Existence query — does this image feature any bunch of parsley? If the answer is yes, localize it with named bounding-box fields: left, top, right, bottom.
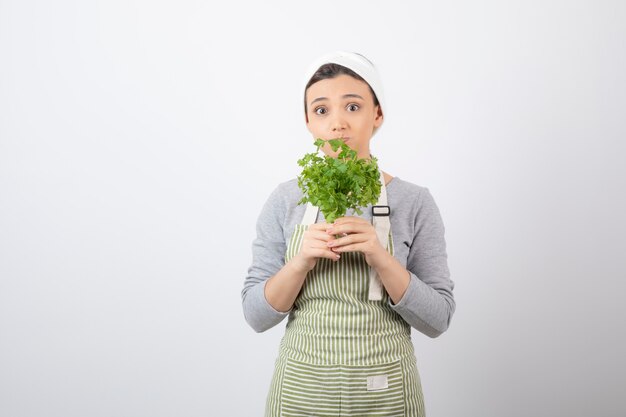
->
left=297, top=138, right=381, bottom=224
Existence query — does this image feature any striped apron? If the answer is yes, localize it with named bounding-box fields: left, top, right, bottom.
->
left=265, top=176, right=426, bottom=417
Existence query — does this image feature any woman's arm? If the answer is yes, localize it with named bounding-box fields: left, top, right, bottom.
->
left=241, top=185, right=291, bottom=333
left=386, top=187, right=455, bottom=337
left=241, top=184, right=339, bottom=332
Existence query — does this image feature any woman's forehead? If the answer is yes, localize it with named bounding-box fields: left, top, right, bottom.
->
left=306, top=75, right=373, bottom=104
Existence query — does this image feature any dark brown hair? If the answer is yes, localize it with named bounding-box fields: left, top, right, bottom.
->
left=304, top=63, right=380, bottom=116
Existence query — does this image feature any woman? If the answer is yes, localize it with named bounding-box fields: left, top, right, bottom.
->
left=241, top=51, right=456, bottom=417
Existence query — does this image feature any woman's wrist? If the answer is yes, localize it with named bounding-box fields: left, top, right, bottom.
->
left=289, top=253, right=314, bottom=275
left=368, top=249, right=411, bottom=304
left=265, top=259, right=309, bottom=313
left=364, top=244, right=393, bottom=270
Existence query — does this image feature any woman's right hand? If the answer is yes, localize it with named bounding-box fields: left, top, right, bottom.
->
left=290, top=222, right=340, bottom=273
left=264, top=222, right=340, bottom=313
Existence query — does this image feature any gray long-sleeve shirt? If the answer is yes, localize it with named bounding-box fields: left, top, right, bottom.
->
left=241, top=176, right=456, bottom=338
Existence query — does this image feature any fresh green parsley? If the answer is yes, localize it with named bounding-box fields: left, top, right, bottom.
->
left=297, top=138, right=381, bottom=224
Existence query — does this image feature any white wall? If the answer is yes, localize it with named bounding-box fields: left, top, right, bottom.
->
left=1, top=1, right=625, bottom=416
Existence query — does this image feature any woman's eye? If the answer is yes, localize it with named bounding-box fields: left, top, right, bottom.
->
left=347, top=104, right=360, bottom=111
left=314, top=107, right=327, bottom=115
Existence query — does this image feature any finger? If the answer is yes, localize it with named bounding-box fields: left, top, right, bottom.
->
left=327, top=222, right=372, bottom=236
left=309, top=240, right=342, bottom=251
left=304, top=238, right=340, bottom=250
left=321, top=251, right=342, bottom=260
left=332, top=216, right=367, bottom=226
left=308, top=223, right=336, bottom=233
left=303, top=244, right=341, bottom=260
left=330, top=243, right=362, bottom=253
left=326, top=233, right=368, bottom=248
left=305, top=230, right=333, bottom=242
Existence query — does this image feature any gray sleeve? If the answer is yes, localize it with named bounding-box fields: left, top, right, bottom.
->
left=241, top=185, right=292, bottom=333
left=388, top=187, right=456, bottom=338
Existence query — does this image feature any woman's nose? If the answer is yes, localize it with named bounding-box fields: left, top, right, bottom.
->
left=331, top=115, right=347, bottom=132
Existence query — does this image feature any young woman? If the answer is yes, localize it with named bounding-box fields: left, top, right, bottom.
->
left=242, top=51, right=456, bottom=417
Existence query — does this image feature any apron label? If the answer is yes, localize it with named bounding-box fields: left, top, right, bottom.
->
left=366, top=374, right=389, bottom=391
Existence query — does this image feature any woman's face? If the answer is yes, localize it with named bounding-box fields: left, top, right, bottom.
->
left=305, top=74, right=383, bottom=159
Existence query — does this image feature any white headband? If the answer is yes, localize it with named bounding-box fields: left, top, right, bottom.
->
left=302, top=51, right=386, bottom=132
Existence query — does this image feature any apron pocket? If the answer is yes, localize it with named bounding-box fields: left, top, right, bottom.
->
left=340, top=358, right=406, bottom=417
left=281, top=357, right=341, bottom=416
left=280, top=357, right=405, bottom=417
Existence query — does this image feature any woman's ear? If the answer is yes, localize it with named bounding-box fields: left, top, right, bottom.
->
left=305, top=113, right=313, bottom=134
left=374, top=105, right=384, bottom=128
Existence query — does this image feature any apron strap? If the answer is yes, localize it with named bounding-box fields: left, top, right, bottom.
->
left=369, top=170, right=389, bottom=301
left=302, top=200, right=319, bottom=226
left=300, top=170, right=390, bottom=301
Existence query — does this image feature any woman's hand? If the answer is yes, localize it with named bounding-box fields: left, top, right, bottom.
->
left=325, top=216, right=390, bottom=268
left=290, top=222, right=341, bottom=273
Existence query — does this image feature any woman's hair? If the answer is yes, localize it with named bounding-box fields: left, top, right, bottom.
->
left=304, top=63, right=380, bottom=115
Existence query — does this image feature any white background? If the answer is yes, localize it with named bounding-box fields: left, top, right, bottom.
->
left=1, top=1, right=625, bottom=416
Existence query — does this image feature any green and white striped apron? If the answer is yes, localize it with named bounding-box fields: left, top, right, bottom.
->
left=265, top=174, right=426, bottom=417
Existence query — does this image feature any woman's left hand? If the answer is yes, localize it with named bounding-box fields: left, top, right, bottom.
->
left=325, top=216, right=389, bottom=268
